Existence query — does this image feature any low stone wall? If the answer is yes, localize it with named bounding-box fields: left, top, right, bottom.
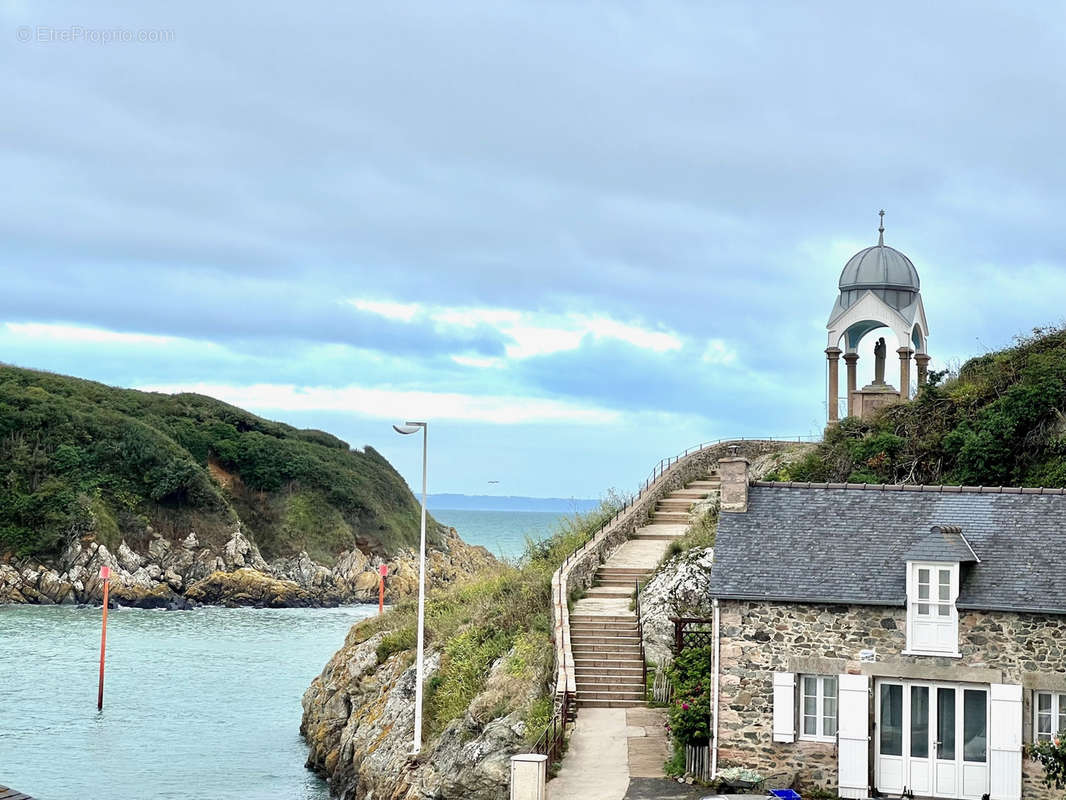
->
left=551, top=439, right=797, bottom=698
left=717, top=598, right=1066, bottom=797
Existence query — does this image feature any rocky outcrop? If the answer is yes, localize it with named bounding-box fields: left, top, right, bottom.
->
left=639, top=546, right=715, bottom=666
left=0, top=524, right=495, bottom=609
left=302, top=627, right=535, bottom=800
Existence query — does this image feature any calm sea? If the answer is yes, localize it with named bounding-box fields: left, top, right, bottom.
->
left=0, top=604, right=375, bottom=800
left=0, top=511, right=565, bottom=798
left=432, top=508, right=570, bottom=560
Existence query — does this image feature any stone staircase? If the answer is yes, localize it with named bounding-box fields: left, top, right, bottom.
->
left=572, top=471, right=721, bottom=708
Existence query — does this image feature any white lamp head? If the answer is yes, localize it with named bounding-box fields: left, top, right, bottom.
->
left=393, top=422, right=424, bottom=435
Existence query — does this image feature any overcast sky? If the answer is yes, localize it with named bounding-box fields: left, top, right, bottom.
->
left=3, top=2, right=1065, bottom=498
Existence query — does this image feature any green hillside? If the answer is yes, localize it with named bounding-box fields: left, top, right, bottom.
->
left=771, top=325, right=1066, bottom=487
left=0, top=364, right=429, bottom=562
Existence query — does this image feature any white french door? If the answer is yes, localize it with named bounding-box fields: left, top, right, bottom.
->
left=875, top=680, right=988, bottom=800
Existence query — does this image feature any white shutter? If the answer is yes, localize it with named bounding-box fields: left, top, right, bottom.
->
left=772, top=672, right=795, bottom=743
left=837, top=673, right=870, bottom=800
left=989, top=683, right=1022, bottom=800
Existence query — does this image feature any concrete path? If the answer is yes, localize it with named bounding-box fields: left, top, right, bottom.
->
left=547, top=707, right=672, bottom=800
left=548, top=708, right=631, bottom=800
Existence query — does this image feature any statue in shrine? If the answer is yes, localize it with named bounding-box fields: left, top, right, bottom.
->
left=873, top=337, right=887, bottom=385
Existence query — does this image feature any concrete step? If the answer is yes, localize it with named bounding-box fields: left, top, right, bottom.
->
left=651, top=510, right=690, bottom=521
left=572, top=650, right=643, bottom=660
left=574, top=657, right=644, bottom=669
left=632, top=531, right=684, bottom=541
left=572, top=648, right=643, bottom=659
left=577, top=698, right=647, bottom=708
left=595, top=566, right=653, bottom=576
left=595, top=579, right=644, bottom=588
left=571, top=620, right=638, bottom=631
left=571, top=634, right=641, bottom=645
left=669, top=489, right=711, bottom=499
left=686, top=481, right=720, bottom=489
left=585, top=586, right=633, bottom=597
left=576, top=683, right=646, bottom=695
left=657, top=497, right=697, bottom=508
left=570, top=614, right=636, bottom=624
left=577, top=689, right=645, bottom=701
left=575, top=671, right=645, bottom=683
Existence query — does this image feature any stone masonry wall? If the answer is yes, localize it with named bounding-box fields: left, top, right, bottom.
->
left=718, top=599, right=1066, bottom=798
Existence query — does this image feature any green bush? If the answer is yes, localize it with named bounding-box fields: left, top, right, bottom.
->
left=0, top=364, right=426, bottom=559
left=667, top=645, right=714, bottom=746
left=768, top=325, right=1066, bottom=488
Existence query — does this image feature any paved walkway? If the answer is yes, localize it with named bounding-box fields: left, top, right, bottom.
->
left=548, top=707, right=671, bottom=800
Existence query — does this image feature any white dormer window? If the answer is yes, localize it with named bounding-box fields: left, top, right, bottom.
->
left=904, top=561, right=961, bottom=656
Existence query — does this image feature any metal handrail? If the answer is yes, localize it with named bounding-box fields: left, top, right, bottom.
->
left=635, top=578, right=646, bottom=691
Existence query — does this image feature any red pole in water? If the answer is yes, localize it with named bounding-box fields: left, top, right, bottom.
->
left=378, top=563, right=387, bottom=615
left=98, top=565, right=111, bottom=710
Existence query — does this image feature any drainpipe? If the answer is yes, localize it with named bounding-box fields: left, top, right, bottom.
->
left=711, top=597, right=721, bottom=778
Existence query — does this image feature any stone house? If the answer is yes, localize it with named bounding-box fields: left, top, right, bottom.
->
left=708, top=456, right=1066, bottom=800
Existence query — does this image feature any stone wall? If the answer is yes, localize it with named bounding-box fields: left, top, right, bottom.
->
left=551, top=440, right=799, bottom=696
left=718, top=599, right=1066, bottom=798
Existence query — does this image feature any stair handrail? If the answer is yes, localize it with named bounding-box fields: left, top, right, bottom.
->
left=635, top=577, right=646, bottom=693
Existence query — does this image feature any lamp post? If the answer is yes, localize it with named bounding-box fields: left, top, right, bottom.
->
left=393, top=420, right=428, bottom=754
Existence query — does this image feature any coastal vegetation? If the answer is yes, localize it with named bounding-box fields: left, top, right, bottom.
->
left=336, top=494, right=624, bottom=742
left=767, top=325, right=1066, bottom=487
left=0, top=365, right=427, bottom=562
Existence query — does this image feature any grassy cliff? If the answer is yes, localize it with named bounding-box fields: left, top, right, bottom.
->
left=770, top=325, right=1066, bottom=486
left=0, top=364, right=429, bottom=561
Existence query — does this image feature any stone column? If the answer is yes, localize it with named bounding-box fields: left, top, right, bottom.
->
left=826, top=347, right=842, bottom=423
left=897, top=347, right=914, bottom=401
left=843, top=353, right=859, bottom=418
left=915, top=353, right=931, bottom=387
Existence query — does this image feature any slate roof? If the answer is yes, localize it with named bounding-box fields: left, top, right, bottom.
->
left=709, top=483, right=1066, bottom=614
left=900, top=525, right=980, bottom=563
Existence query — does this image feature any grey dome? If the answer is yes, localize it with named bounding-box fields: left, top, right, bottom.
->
left=839, top=244, right=920, bottom=291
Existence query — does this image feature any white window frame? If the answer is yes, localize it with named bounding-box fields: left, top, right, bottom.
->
left=1034, top=691, right=1066, bottom=742
left=903, top=561, right=961, bottom=657
left=798, top=674, right=839, bottom=742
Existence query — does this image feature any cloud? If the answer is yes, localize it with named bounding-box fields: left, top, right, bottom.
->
left=135, top=382, right=623, bottom=426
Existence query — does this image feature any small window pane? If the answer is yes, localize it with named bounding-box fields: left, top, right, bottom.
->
left=803, top=713, right=817, bottom=735
left=918, top=583, right=930, bottom=601
left=823, top=677, right=838, bottom=738
left=1038, top=691, right=1053, bottom=742
left=937, top=603, right=950, bottom=617
left=1039, top=692, right=1053, bottom=714
left=938, top=688, right=956, bottom=760
left=939, top=573, right=951, bottom=602
left=911, top=686, right=929, bottom=758
left=880, top=684, right=903, bottom=757
left=918, top=603, right=930, bottom=616
left=963, top=689, right=987, bottom=762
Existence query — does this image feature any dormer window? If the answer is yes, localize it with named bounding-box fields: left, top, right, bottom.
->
left=901, top=525, right=979, bottom=658
left=905, top=562, right=960, bottom=656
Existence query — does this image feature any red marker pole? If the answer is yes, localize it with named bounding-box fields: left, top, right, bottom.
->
left=97, top=565, right=111, bottom=710
left=378, top=563, right=388, bottom=615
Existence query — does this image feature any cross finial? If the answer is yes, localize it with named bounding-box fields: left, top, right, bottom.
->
left=878, top=209, right=885, bottom=245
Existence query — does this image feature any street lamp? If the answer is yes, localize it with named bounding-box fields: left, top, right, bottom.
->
left=393, top=420, right=428, bottom=754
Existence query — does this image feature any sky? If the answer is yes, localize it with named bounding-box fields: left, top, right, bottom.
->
left=3, top=1, right=1066, bottom=498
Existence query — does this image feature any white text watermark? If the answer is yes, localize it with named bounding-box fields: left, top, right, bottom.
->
left=16, top=25, right=175, bottom=44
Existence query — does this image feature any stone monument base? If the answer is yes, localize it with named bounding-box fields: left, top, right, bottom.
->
left=850, top=383, right=900, bottom=421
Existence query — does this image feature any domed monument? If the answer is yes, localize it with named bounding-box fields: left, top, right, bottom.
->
left=825, top=211, right=930, bottom=423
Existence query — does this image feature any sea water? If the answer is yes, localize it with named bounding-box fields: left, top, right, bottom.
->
left=0, top=510, right=568, bottom=799
left=0, top=604, right=375, bottom=800
left=432, top=508, right=570, bottom=560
